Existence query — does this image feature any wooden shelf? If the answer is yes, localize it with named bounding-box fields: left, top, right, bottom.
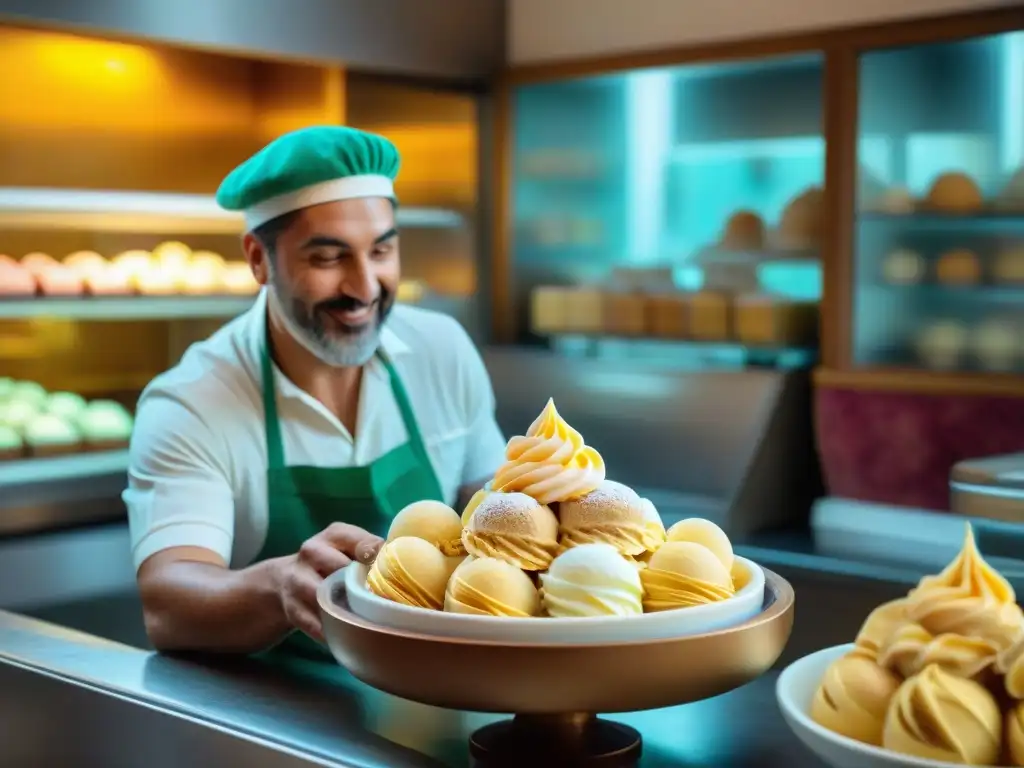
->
left=0, top=296, right=255, bottom=321
left=0, top=188, right=464, bottom=234
left=0, top=449, right=129, bottom=488
left=813, top=367, right=1024, bottom=397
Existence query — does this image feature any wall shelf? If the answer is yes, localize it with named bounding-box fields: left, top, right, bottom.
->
left=0, top=188, right=464, bottom=234
left=0, top=296, right=254, bottom=321
left=0, top=449, right=129, bottom=490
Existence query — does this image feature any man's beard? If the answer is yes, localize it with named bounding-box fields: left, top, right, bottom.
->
left=268, top=274, right=393, bottom=367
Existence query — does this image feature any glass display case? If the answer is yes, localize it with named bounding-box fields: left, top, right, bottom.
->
left=511, top=53, right=826, bottom=365
left=853, top=30, right=1024, bottom=373
left=0, top=26, right=478, bottom=497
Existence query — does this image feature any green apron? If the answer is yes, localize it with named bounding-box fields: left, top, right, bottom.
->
left=255, top=324, right=446, bottom=661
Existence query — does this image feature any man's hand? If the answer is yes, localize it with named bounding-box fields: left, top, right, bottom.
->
left=276, top=523, right=384, bottom=641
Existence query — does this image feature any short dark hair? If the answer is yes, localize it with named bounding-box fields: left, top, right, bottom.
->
left=251, top=210, right=301, bottom=256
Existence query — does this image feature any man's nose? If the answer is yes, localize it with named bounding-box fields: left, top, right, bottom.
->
left=341, top=255, right=378, bottom=305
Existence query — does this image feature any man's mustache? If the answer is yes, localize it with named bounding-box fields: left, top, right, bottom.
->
left=316, top=293, right=382, bottom=313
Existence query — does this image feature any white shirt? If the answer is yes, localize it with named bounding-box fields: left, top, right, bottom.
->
left=124, top=291, right=506, bottom=572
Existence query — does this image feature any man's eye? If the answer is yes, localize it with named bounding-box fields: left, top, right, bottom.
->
left=372, top=244, right=394, bottom=258
left=310, top=253, right=339, bottom=265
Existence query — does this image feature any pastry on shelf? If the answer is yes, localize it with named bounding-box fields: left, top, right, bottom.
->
left=996, top=167, right=1024, bottom=211
left=994, top=248, right=1024, bottom=285
left=733, top=293, right=818, bottom=346
left=925, top=172, right=984, bottom=214
left=777, top=187, right=823, bottom=250
left=45, top=391, right=88, bottom=422
left=530, top=286, right=567, bottom=335
left=0, top=260, right=37, bottom=296
left=23, top=413, right=82, bottom=458
left=881, top=249, right=926, bottom=285
left=190, top=250, right=225, bottom=271
left=915, top=320, right=968, bottom=370
left=20, top=252, right=58, bottom=276
left=0, top=425, right=24, bottom=461
left=935, top=248, right=982, bottom=286
left=220, top=262, right=260, bottom=295
left=0, top=399, right=39, bottom=431
left=77, top=399, right=134, bottom=451
left=688, top=291, right=731, bottom=341
left=720, top=210, right=765, bottom=251
left=110, top=250, right=154, bottom=282
left=646, top=292, right=689, bottom=339
left=971, top=319, right=1018, bottom=372
left=562, top=287, right=604, bottom=334
left=36, top=263, right=85, bottom=296
left=84, top=265, right=133, bottom=295
left=134, top=265, right=179, bottom=296
left=181, top=261, right=224, bottom=295
left=8, top=380, right=48, bottom=410
left=63, top=251, right=107, bottom=278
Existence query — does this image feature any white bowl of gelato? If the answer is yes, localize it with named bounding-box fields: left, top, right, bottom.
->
left=776, top=644, right=994, bottom=768
left=339, top=554, right=765, bottom=645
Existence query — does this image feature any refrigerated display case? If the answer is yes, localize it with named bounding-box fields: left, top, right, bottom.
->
left=853, top=30, right=1024, bottom=374
left=814, top=17, right=1024, bottom=516
left=0, top=26, right=481, bottom=534
left=506, top=54, right=826, bottom=366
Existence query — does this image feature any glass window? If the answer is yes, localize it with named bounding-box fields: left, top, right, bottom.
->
left=513, top=54, right=825, bottom=351
left=854, top=31, right=1024, bottom=372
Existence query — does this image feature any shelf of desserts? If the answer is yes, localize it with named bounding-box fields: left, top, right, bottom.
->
left=906, top=314, right=1024, bottom=373
left=862, top=169, right=1024, bottom=223
left=0, top=241, right=259, bottom=320
left=0, top=187, right=464, bottom=234
left=0, top=378, right=134, bottom=462
left=782, top=523, right=1024, bottom=767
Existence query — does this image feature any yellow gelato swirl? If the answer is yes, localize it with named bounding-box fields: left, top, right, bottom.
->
left=853, top=598, right=909, bottom=662
left=905, top=523, right=1024, bottom=650
left=560, top=523, right=663, bottom=556
left=461, top=530, right=559, bottom=571
left=493, top=398, right=605, bottom=504
left=878, top=622, right=999, bottom=679
left=997, top=635, right=1024, bottom=699
left=1008, top=702, right=1024, bottom=766
left=811, top=653, right=900, bottom=746
left=883, top=664, right=1001, bottom=765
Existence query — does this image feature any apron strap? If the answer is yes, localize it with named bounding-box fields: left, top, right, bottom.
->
left=260, top=328, right=287, bottom=470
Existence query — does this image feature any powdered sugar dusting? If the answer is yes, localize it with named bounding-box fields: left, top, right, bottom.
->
left=561, top=480, right=642, bottom=526
left=472, top=492, right=554, bottom=537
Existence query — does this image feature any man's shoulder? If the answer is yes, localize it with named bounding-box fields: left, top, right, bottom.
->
left=139, top=310, right=260, bottom=415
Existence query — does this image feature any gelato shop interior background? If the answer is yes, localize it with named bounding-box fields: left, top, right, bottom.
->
left=1, top=0, right=1023, bottom=765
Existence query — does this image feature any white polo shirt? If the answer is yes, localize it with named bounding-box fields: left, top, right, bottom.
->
left=124, top=291, right=507, bottom=572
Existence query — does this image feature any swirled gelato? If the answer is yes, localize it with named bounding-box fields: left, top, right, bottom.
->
left=997, top=634, right=1024, bottom=699
left=540, top=543, right=643, bottom=618
left=387, top=500, right=466, bottom=557
left=559, top=480, right=662, bottom=557
left=853, top=599, right=908, bottom=663
left=444, top=556, right=540, bottom=617
left=1009, top=702, right=1024, bottom=766
left=878, top=622, right=999, bottom=679
left=492, top=399, right=604, bottom=504
left=811, top=653, right=901, bottom=746
left=461, top=491, right=560, bottom=571
left=883, top=664, right=1001, bottom=765
left=461, top=485, right=492, bottom=526
left=366, top=536, right=451, bottom=611
left=640, top=541, right=735, bottom=612
left=905, top=523, right=1024, bottom=651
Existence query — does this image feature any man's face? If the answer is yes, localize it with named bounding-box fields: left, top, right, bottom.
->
left=250, top=197, right=400, bottom=367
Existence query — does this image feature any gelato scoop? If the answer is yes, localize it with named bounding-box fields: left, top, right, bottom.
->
left=878, top=621, right=999, bottom=679
left=811, top=653, right=901, bottom=746
left=387, top=500, right=466, bottom=557
left=444, top=556, right=540, bottom=617
left=905, top=523, right=1024, bottom=652
left=997, top=634, right=1024, bottom=699
left=883, top=663, right=1001, bottom=765
left=461, top=491, right=560, bottom=571
left=559, top=480, right=662, bottom=556
left=1009, top=702, right=1024, bottom=766
left=492, top=398, right=605, bottom=504
left=640, top=541, right=735, bottom=612
left=366, top=536, right=450, bottom=611
left=666, top=517, right=733, bottom=571
left=853, top=599, right=908, bottom=662
left=540, top=543, right=643, bottom=618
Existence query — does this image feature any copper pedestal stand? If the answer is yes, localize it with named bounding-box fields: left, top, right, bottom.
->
left=320, top=569, right=794, bottom=767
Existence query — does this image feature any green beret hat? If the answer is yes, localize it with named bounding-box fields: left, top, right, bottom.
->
left=216, top=125, right=401, bottom=230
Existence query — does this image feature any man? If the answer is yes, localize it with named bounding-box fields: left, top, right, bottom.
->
left=125, top=126, right=506, bottom=658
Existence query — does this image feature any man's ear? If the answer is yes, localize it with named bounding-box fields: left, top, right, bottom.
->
left=241, top=233, right=271, bottom=286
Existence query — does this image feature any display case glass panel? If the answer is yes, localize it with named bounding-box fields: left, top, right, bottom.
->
left=854, top=31, right=1024, bottom=372
left=512, top=54, right=825, bottom=357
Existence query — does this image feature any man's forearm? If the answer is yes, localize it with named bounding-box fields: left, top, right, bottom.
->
left=139, top=557, right=292, bottom=654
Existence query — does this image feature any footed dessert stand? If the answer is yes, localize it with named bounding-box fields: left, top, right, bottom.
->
left=318, top=569, right=794, bottom=767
